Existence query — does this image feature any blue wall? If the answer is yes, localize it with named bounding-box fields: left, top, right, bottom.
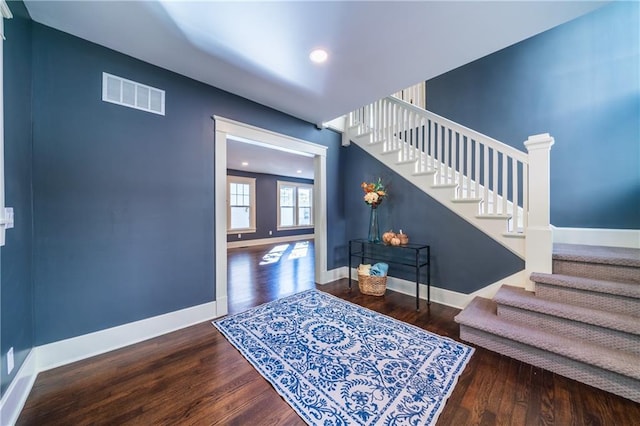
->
left=1, top=3, right=34, bottom=396
left=28, top=23, right=343, bottom=346
left=342, top=144, right=524, bottom=293
left=226, top=169, right=313, bottom=242
left=426, top=2, right=639, bottom=229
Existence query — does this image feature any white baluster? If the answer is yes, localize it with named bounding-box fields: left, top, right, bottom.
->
left=474, top=140, right=479, bottom=201
left=452, top=131, right=459, bottom=189
left=483, top=144, right=489, bottom=212
left=372, top=100, right=378, bottom=142
left=510, top=157, right=522, bottom=232
left=418, top=116, right=425, bottom=171
left=382, top=99, right=388, bottom=146
left=502, top=153, right=508, bottom=216
left=491, top=148, right=499, bottom=214
left=384, top=102, right=390, bottom=151
left=436, top=123, right=442, bottom=183
left=522, top=161, right=528, bottom=231
left=429, top=120, right=435, bottom=171
left=443, top=127, right=449, bottom=184
left=392, top=103, right=399, bottom=151
left=465, top=137, right=472, bottom=198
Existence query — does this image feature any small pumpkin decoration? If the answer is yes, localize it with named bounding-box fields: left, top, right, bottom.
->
left=390, top=235, right=401, bottom=246
left=382, top=230, right=396, bottom=245
left=398, top=230, right=409, bottom=245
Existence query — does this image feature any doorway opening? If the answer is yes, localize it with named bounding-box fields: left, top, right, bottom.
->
left=214, top=117, right=327, bottom=317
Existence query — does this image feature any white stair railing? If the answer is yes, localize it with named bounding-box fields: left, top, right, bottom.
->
left=348, top=96, right=554, bottom=278
left=391, top=82, right=426, bottom=109
left=348, top=96, right=530, bottom=232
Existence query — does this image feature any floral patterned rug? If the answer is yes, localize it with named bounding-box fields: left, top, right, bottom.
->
left=214, top=290, right=474, bottom=425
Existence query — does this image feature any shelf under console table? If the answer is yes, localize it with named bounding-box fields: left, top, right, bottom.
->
left=348, top=239, right=431, bottom=310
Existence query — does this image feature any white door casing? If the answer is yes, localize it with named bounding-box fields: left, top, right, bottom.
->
left=214, top=117, right=328, bottom=317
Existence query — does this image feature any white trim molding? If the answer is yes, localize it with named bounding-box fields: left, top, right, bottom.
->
left=552, top=226, right=640, bottom=249
left=0, top=1, right=12, bottom=21
left=214, top=116, right=328, bottom=316
left=276, top=180, right=314, bottom=230
left=1, top=300, right=220, bottom=424
left=227, top=233, right=314, bottom=249
left=317, top=266, right=349, bottom=286
left=37, top=301, right=219, bottom=372
left=0, top=350, right=37, bottom=426
left=344, top=268, right=527, bottom=310
left=0, top=2, right=11, bottom=246
left=215, top=117, right=327, bottom=157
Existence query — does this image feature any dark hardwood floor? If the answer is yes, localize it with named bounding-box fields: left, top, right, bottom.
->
left=18, top=241, right=640, bottom=425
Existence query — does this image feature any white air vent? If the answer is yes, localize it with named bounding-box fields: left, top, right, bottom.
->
left=102, top=72, right=165, bottom=115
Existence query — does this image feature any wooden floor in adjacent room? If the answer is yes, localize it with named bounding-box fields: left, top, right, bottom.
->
left=17, top=241, right=640, bottom=425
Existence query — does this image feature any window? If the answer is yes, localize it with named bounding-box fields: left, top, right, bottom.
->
left=227, top=176, right=256, bottom=233
left=278, top=181, right=314, bottom=229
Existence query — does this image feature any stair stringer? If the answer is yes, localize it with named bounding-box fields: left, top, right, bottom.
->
left=350, top=131, right=525, bottom=259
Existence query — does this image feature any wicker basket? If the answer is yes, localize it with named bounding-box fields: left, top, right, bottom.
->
left=358, top=274, right=387, bottom=296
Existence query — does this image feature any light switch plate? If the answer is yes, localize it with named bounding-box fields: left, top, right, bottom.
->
left=4, top=207, right=13, bottom=229
left=7, top=347, right=14, bottom=375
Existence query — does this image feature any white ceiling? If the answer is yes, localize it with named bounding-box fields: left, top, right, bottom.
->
left=21, top=1, right=607, bottom=179
left=227, top=137, right=315, bottom=179
left=23, top=0, right=607, bottom=125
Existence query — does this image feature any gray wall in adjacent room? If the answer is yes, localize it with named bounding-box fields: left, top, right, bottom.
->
left=1, top=4, right=34, bottom=397
left=426, top=2, right=639, bottom=229
left=342, top=144, right=524, bottom=293
left=30, top=23, right=344, bottom=346
left=226, top=169, right=314, bottom=242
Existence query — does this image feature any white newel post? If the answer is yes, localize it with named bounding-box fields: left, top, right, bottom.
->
left=524, top=133, right=555, bottom=290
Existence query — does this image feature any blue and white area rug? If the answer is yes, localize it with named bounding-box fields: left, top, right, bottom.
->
left=214, top=290, right=474, bottom=425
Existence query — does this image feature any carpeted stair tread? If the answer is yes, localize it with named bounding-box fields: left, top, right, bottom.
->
left=494, top=285, right=640, bottom=335
left=455, top=297, right=640, bottom=380
left=530, top=272, right=640, bottom=299
left=553, top=243, right=640, bottom=268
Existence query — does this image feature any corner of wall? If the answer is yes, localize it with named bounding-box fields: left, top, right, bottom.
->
left=0, top=349, right=37, bottom=426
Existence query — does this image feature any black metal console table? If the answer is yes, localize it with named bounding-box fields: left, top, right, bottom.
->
left=348, top=239, right=431, bottom=310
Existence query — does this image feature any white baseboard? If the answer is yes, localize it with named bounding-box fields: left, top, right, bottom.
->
left=349, top=268, right=526, bottom=310
left=552, top=226, right=640, bottom=249
left=1, top=300, right=221, bottom=424
left=317, top=266, right=348, bottom=285
left=227, top=234, right=314, bottom=249
left=37, top=300, right=219, bottom=372
left=1, top=263, right=523, bottom=424
left=0, top=350, right=37, bottom=426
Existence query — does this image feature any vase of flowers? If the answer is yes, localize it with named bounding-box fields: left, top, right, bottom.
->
left=361, top=178, right=387, bottom=243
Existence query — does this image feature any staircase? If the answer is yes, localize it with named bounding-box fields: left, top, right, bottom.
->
left=347, top=96, right=555, bottom=261
left=455, top=243, right=640, bottom=403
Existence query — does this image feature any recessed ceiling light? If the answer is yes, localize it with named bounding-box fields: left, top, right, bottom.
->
left=309, top=48, right=328, bottom=64
left=241, top=161, right=249, bottom=166
left=296, top=170, right=302, bottom=174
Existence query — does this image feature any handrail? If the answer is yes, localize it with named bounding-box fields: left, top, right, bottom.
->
left=385, top=96, right=528, bottom=164
left=348, top=92, right=555, bottom=281
left=348, top=96, right=532, bottom=232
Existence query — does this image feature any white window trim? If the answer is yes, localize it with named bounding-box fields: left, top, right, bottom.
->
left=277, top=180, right=314, bottom=231
left=227, top=175, right=256, bottom=234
